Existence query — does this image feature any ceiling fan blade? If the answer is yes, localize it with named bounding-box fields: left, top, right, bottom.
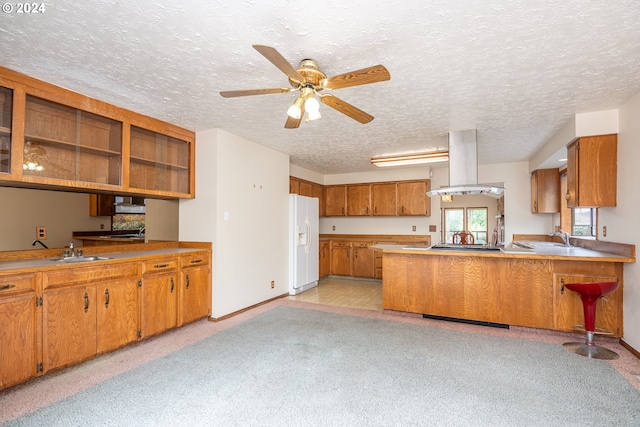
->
left=321, top=65, right=390, bottom=90
left=285, top=103, right=305, bottom=129
left=220, top=88, right=292, bottom=98
left=253, top=44, right=305, bottom=83
left=320, top=94, right=374, bottom=124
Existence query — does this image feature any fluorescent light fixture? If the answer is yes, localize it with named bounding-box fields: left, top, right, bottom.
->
left=440, top=195, right=453, bottom=202
left=371, top=150, right=449, bottom=167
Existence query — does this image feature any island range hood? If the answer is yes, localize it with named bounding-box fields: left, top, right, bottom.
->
left=426, top=129, right=504, bottom=198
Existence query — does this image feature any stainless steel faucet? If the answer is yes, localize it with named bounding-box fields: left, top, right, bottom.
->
left=548, top=230, right=571, bottom=247
left=68, top=242, right=76, bottom=257
left=137, top=226, right=145, bottom=237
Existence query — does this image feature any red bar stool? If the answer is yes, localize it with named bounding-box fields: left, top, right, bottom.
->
left=563, top=281, right=620, bottom=360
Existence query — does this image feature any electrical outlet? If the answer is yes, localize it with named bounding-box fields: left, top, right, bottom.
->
left=332, top=225, right=336, bottom=231
left=603, top=226, right=607, bottom=237
left=429, top=225, right=436, bottom=232
left=271, top=280, right=275, bottom=289
left=412, top=226, right=416, bottom=232
left=100, top=224, right=105, bottom=230
left=36, top=226, right=47, bottom=240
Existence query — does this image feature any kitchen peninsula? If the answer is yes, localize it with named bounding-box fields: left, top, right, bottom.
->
left=381, top=239, right=635, bottom=337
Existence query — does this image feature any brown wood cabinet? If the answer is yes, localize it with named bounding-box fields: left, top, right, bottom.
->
left=42, top=262, right=139, bottom=372
left=179, top=254, right=212, bottom=325
left=0, top=66, right=195, bottom=198
left=383, top=252, right=624, bottom=336
left=553, top=273, right=622, bottom=336
left=289, top=177, right=300, bottom=194
left=319, top=240, right=330, bottom=278
left=397, top=180, right=431, bottom=216
left=96, top=277, right=139, bottom=354
left=0, top=272, right=39, bottom=389
left=352, top=242, right=375, bottom=278
left=0, top=244, right=212, bottom=391
left=23, top=95, right=123, bottom=186
left=89, top=194, right=115, bottom=217
left=565, top=134, right=617, bottom=207
left=325, top=185, right=347, bottom=216
left=140, top=258, right=178, bottom=339
left=330, top=241, right=352, bottom=275
left=129, top=126, right=191, bottom=195
left=531, top=168, right=560, bottom=213
left=0, top=85, right=13, bottom=175
left=290, top=177, right=325, bottom=216
left=347, top=184, right=371, bottom=216
left=372, top=182, right=397, bottom=216
left=43, top=283, right=97, bottom=372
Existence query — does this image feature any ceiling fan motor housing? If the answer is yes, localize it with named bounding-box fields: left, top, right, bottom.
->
left=289, top=59, right=326, bottom=88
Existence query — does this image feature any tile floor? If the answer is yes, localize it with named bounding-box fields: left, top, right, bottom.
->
left=288, top=276, right=383, bottom=311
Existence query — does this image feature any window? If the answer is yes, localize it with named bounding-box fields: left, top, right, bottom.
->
left=572, top=208, right=596, bottom=237
left=112, top=213, right=145, bottom=231
left=443, top=207, right=488, bottom=244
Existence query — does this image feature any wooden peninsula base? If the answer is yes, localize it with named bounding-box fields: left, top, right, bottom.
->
left=382, top=249, right=631, bottom=337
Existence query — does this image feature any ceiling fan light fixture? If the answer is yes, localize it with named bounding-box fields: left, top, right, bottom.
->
left=371, top=150, right=449, bottom=167
left=304, top=96, right=319, bottom=112
left=287, top=96, right=304, bottom=119
left=306, top=109, right=321, bottom=121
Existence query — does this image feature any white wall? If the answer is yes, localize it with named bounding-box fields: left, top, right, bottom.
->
left=599, top=92, right=640, bottom=349
left=0, top=187, right=106, bottom=251
left=179, top=129, right=289, bottom=318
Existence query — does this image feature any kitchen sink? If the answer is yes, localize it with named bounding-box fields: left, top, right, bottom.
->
left=52, top=256, right=112, bottom=263
left=102, top=234, right=144, bottom=238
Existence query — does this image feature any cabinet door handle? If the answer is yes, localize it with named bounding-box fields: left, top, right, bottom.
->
left=402, top=206, right=405, bottom=213
left=170, top=278, right=175, bottom=293
left=560, top=278, right=565, bottom=295
left=84, top=292, right=89, bottom=313
left=374, top=206, right=377, bottom=214
left=105, top=288, right=110, bottom=308
left=342, top=207, right=345, bottom=215
left=533, top=201, right=537, bottom=211
left=0, top=284, right=15, bottom=291
left=186, top=274, right=190, bottom=289
left=565, top=192, right=570, bottom=202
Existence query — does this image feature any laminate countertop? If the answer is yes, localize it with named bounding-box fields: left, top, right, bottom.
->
left=372, top=240, right=635, bottom=263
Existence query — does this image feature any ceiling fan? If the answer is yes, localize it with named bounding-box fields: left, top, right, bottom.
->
left=220, top=44, right=391, bottom=129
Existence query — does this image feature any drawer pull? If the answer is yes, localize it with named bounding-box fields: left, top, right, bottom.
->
left=190, top=259, right=203, bottom=264
left=0, top=284, right=16, bottom=291
left=154, top=263, right=170, bottom=269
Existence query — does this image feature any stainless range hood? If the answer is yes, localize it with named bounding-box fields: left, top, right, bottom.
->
left=426, top=129, right=504, bottom=198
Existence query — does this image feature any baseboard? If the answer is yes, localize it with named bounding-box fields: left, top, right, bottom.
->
left=207, top=293, right=289, bottom=322
left=620, top=339, right=640, bottom=360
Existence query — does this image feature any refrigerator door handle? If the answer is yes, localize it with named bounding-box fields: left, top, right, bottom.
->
left=305, top=216, right=312, bottom=253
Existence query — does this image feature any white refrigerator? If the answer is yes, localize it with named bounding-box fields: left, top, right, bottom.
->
left=289, top=194, right=319, bottom=295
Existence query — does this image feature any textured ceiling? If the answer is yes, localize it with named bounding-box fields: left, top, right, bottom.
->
left=2, top=0, right=640, bottom=174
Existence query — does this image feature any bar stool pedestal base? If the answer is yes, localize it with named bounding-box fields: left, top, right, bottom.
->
left=563, top=342, right=619, bottom=360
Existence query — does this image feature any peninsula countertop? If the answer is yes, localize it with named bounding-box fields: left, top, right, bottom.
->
left=372, top=240, right=636, bottom=263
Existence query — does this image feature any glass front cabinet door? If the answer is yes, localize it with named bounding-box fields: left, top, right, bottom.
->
left=0, top=86, right=13, bottom=175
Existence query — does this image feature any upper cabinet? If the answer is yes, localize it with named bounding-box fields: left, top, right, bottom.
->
left=325, top=185, right=347, bottom=216
left=289, top=177, right=325, bottom=216
left=531, top=168, right=560, bottom=213
left=129, top=126, right=191, bottom=195
left=0, top=86, right=12, bottom=175
left=346, top=184, right=371, bottom=216
left=398, top=180, right=431, bottom=216
left=565, top=134, right=617, bottom=208
left=23, top=95, right=123, bottom=186
left=372, top=182, right=397, bottom=216
left=0, top=66, right=195, bottom=198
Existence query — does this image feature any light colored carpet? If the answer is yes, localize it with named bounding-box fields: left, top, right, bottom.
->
left=4, top=305, right=640, bottom=426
